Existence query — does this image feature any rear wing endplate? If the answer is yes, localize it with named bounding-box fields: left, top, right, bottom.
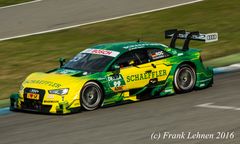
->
left=165, top=29, right=218, bottom=51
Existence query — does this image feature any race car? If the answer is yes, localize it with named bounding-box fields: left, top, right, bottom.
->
left=10, top=29, right=218, bottom=114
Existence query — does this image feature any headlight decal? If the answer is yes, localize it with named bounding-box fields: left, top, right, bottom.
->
left=48, top=88, right=69, bottom=95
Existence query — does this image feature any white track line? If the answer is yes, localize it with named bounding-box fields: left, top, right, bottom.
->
left=0, top=0, right=42, bottom=10
left=196, top=103, right=240, bottom=111
left=0, top=0, right=203, bottom=41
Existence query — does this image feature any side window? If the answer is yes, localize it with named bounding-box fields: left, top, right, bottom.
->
left=133, top=50, right=149, bottom=65
left=114, top=52, right=135, bottom=68
left=147, top=48, right=171, bottom=61
left=113, top=49, right=149, bottom=68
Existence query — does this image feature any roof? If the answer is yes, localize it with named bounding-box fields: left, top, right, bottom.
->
left=90, top=41, right=168, bottom=54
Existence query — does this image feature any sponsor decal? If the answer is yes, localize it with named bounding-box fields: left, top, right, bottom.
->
left=200, top=83, right=205, bottom=87
left=164, top=89, right=173, bottom=93
left=177, top=53, right=183, bottom=56
left=127, top=70, right=167, bottom=82
left=27, top=93, right=39, bottom=100
left=151, top=51, right=165, bottom=60
left=114, top=86, right=123, bottom=91
left=172, top=50, right=177, bottom=55
left=47, top=95, right=55, bottom=99
left=24, top=80, right=62, bottom=88
left=81, top=48, right=119, bottom=57
left=29, top=89, right=39, bottom=93
left=123, top=43, right=164, bottom=50
left=107, top=74, right=126, bottom=91
left=44, top=100, right=59, bottom=103
left=57, top=69, right=77, bottom=74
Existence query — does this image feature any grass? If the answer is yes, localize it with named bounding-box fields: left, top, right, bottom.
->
left=205, top=53, right=240, bottom=67
left=0, top=0, right=239, bottom=100
left=0, top=99, right=9, bottom=108
left=0, top=0, right=32, bottom=7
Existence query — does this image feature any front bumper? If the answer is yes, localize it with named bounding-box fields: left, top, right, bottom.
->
left=10, top=93, right=80, bottom=114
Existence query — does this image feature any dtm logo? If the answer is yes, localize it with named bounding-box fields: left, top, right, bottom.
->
left=30, top=89, right=39, bottom=93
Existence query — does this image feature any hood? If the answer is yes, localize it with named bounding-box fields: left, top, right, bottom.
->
left=22, top=71, right=88, bottom=90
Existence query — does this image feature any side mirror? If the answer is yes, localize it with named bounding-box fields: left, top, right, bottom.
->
left=111, top=64, right=120, bottom=74
left=59, top=58, right=66, bottom=68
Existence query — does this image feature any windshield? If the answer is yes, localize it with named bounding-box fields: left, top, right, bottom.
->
left=63, top=52, right=114, bottom=72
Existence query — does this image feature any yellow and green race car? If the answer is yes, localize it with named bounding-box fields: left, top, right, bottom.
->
left=10, top=29, right=218, bottom=114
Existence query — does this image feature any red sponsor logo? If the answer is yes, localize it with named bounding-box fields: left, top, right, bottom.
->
left=91, top=49, right=112, bottom=55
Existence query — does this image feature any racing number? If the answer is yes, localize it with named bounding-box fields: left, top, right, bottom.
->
left=113, top=81, right=121, bottom=87
left=107, top=74, right=126, bottom=92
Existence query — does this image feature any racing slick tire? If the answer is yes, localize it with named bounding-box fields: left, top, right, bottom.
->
left=80, top=82, right=103, bottom=111
left=174, top=64, right=196, bottom=93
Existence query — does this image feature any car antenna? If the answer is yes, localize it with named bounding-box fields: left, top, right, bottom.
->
left=137, top=38, right=140, bottom=42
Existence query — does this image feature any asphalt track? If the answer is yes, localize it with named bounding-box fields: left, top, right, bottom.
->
left=0, top=71, right=239, bottom=144
left=0, top=0, right=202, bottom=40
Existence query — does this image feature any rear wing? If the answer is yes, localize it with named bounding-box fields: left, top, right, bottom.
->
left=165, top=29, right=218, bottom=51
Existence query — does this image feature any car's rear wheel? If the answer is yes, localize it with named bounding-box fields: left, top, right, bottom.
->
left=80, top=82, right=103, bottom=111
left=174, top=64, right=196, bottom=93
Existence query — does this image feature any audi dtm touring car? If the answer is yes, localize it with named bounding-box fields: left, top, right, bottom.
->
left=10, top=29, right=218, bottom=114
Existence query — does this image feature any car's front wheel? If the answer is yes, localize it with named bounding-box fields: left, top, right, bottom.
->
left=174, top=64, right=196, bottom=93
left=80, top=82, right=103, bottom=111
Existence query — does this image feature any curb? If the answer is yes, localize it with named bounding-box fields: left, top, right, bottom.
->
left=213, top=63, right=240, bottom=74
left=0, top=107, right=10, bottom=115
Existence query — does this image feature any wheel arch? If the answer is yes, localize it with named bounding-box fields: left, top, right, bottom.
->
left=178, top=61, right=196, bottom=71
left=83, top=80, right=106, bottom=98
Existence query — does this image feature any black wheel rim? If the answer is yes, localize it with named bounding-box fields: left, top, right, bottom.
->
left=82, top=86, right=101, bottom=108
left=177, top=67, right=195, bottom=91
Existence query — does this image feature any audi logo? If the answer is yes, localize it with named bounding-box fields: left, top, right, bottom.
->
left=206, top=34, right=217, bottom=40
left=30, top=89, right=39, bottom=93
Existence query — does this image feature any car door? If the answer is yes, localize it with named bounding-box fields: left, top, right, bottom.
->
left=146, top=48, right=172, bottom=82
left=106, top=48, right=172, bottom=93
left=108, top=49, right=154, bottom=92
